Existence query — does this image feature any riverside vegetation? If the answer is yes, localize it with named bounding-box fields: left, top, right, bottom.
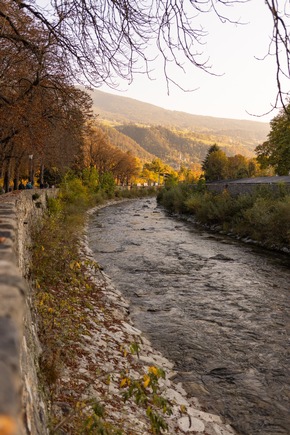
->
left=29, top=171, right=289, bottom=432
left=157, top=181, right=290, bottom=252
left=29, top=174, right=174, bottom=434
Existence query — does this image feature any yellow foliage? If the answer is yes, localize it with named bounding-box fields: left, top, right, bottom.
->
left=143, top=374, right=151, bottom=388
left=148, top=366, right=158, bottom=376
left=69, top=261, right=81, bottom=270
left=180, top=404, right=187, bottom=414
left=120, top=377, right=130, bottom=388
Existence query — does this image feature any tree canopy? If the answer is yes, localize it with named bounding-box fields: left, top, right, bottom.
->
left=1, top=0, right=290, bottom=190
left=202, top=145, right=229, bottom=181
left=82, top=124, right=140, bottom=184
left=256, top=106, right=290, bottom=175
left=0, top=0, right=94, bottom=190
left=1, top=0, right=289, bottom=107
left=203, top=144, right=264, bottom=181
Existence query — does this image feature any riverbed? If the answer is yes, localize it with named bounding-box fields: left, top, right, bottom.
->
left=88, top=197, right=290, bottom=435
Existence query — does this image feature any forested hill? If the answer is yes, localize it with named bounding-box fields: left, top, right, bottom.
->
left=86, top=88, right=270, bottom=167
left=98, top=124, right=156, bottom=162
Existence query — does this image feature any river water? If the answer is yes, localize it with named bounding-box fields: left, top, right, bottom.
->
left=87, top=197, right=290, bottom=435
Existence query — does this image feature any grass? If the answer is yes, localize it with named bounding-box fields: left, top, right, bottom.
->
left=29, top=177, right=171, bottom=434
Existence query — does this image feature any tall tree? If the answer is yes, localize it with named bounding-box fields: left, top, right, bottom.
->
left=255, top=106, right=290, bottom=175
left=0, top=0, right=92, bottom=190
left=82, top=124, right=139, bottom=184
left=227, top=154, right=249, bottom=179
left=202, top=144, right=220, bottom=173
left=202, top=145, right=229, bottom=181
left=0, top=1, right=288, bottom=110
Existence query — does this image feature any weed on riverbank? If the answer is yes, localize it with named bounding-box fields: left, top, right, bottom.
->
left=157, top=183, right=290, bottom=251
left=30, top=177, right=174, bottom=434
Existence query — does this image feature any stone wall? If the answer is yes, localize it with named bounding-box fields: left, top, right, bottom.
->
left=0, top=190, right=57, bottom=435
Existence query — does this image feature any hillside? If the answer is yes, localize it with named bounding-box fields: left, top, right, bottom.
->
left=86, top=88, right=270, bottom=167
left=98, top=123, right=155, bottom=162
left=115, top=124, right=257, bottom=168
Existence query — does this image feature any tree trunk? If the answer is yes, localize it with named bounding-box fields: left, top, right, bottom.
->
left=40, top=163, right=44, bottom=186
left=13, top=162, right=20, bottom=190
left=3, top=160, right=11, bottom=193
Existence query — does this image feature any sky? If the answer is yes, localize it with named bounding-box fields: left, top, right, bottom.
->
left=100, top=2, right=281, bottom=123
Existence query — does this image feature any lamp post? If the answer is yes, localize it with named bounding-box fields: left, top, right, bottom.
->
left=29, top=154, right=33, bottom=184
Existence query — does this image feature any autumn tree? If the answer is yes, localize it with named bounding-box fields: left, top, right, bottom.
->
left=202, top=145, right=229, bottom=181
left=1, top=1, right=288, bottom=111
left=143, top=159, right=165, bottom=176
left=256, top=106, right=290, bottom=175
left=113, top=151, right=140, bottom=185
left=37, top=88, right=92, bottom=178
left=227, top=154, right=249, bottom=179
left=82, top=124, right=139, bottom=184
left=141, top=158, right=175, bottom=184
left=188, top=163, right=203, bottom=181
left=0, top=0, right=93, bottom=190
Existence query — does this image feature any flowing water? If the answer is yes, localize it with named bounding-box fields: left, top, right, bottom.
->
left=87, top=197, right=290, bottom=435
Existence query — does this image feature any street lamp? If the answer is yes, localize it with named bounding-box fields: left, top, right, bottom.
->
left=29, top=154, right=33, bottom=184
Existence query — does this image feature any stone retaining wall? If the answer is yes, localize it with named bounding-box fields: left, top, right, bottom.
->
left=0, top=190, right=57, bottom=435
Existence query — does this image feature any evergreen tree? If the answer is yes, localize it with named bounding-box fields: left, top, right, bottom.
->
left=202, top=144, right=229, bottom=181
left=202, top=144, right=220, bottom=172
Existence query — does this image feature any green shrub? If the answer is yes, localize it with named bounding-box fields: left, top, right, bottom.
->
left=159, top=182, right=290, bottom=249
left=186, top=190, right=239, bottom=226
left=99, top=172, right=115, bottom=198
left=82, top=167, right=99, bottom=191
left=46, top=196, right=63, bottom=216
left=240, top=196, right=290, bottom=245
left=270, top=197, right=290, bottom=245
left=184, top=191, right=209, bottom=216
left=61, top=177, right=90, bottom=207
left=157, top=184, right=191, bottom=213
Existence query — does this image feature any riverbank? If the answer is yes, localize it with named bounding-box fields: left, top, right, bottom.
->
left=30, top=191, right=238, bottom=433
left=156, top=183, right=290, bottom=254
left=80, top=201, right=238, bottom=434
left=86, top=197, right=290, bottom=435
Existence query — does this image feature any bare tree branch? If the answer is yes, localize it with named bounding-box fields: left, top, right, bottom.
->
left=2, top=0, right=290, bottom=116
left=264, top=0, right=290, bottom=114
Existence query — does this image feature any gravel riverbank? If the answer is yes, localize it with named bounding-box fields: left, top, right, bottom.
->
left=73, top=202, right=238, bottom=434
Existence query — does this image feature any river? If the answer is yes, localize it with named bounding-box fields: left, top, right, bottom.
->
left=87, top=197, right=290, bottom=435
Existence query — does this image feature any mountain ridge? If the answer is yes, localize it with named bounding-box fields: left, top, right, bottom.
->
left=89, top=89, right=269, bottom=134
left=85, top=88, right=270, bottom=167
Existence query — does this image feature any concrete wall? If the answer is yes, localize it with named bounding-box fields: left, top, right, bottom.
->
left=0, top=190, right=57, bottom=435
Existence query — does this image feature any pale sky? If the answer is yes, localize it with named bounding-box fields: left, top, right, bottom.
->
left=100, top=2, right=281, bottom=123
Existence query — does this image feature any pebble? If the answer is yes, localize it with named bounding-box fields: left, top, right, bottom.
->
left=178, top=416, right=205, bottom=433
left=63, top=204, right=240, bottom=434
